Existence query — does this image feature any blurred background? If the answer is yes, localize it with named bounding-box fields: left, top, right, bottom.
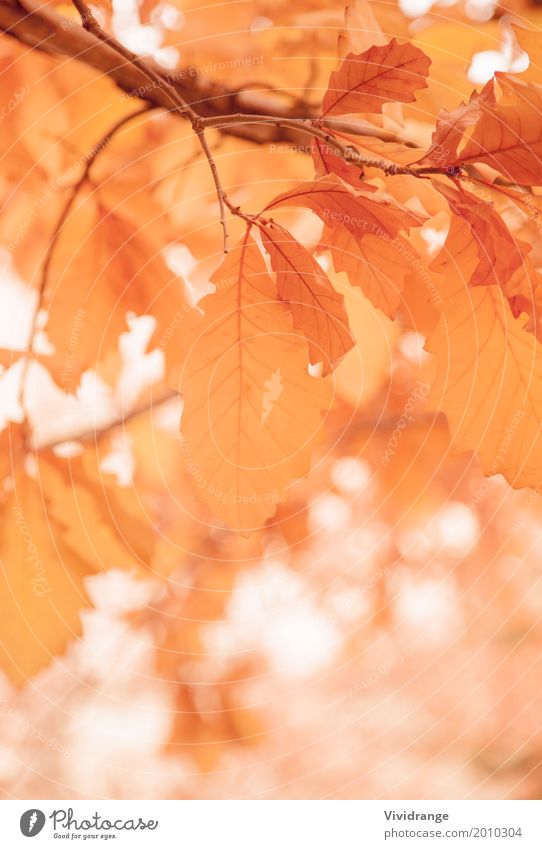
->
left=1, top=0, right=542, bottom=800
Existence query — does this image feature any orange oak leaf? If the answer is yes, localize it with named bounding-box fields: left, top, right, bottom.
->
left=425, top=277, right=542, bottom=490
left=259, top=221, right=354, bottom=374
left=320, top=223, right=418, bottom=318
left=418, top=81, right=496, bottom=168
left=431, top=193, right=542, bottom=339
left=311, top=138, right=366, bottom=188
left=321, top=38, right=431, bottom=117
left=436, top=181, right=529, bottom=289
left=0, top=468, right=93, bottom=687
left=42, top=185, right=191, bottom=390
left=265, top=176, right=425, bottom=242
left=446, top=76, right=542, bottom=185
left=41, top=450, right=155, bottom=574
left=339, top=0, right=388, bottom=57
left=0, top=427, right=155, bottom=686
left=338, top=2, right=406, bottom=134
left=178, top=232, right=331, bottom=534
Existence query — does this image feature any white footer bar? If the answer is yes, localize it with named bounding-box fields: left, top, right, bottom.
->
left=2, top=800, right=541, bottom=848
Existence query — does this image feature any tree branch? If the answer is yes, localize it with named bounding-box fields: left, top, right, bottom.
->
left=39, top=105, right=154, bottom=314
left=0, top=0, right=416, bottom=150
left=70, top=0, right=229, bottom=251
left=17, top=105, right=155, bottom=444
left=37, top=387, right=179, bottom=452
left=201, top=114, right=440, bottom=177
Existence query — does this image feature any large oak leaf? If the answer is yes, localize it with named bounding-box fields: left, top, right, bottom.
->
left=43, top=185, right=191, bottom=390
left=178, top=232, right=331, bottom=533
left=426, top=272, right=542, bottom=489
left=322, top=39, right=430, bottom=117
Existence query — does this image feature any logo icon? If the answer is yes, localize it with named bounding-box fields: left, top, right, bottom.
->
left=20, top=810, right=46, bottom=837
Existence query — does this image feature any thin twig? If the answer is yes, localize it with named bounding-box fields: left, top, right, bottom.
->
left=70, top=1, right=437, bottom=237
left=40, top=105, right=154, bottom=311
left=71, top=0, right=229, bottom=251
left=201, top=113, right=449, bottom=178
left=17, top=105, right=155, bottom=444
left=1, top=1, right=418, bottom=150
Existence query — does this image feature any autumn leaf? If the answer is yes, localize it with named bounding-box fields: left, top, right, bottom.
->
left=418, top=81, right=496, bottom=168
left=446, top=76, right=542, bottom=186
left=311, top=137, right=366, bottom=188
left=259, top=220, right=354, bottom=373
left=42, top=184, right=191, bottom=390
left=265, top=175, right=425, bottom=241
left=436, top=181, right=529, bottom=289
left=0, top=426, right=154, bottom=686
left=0, top=468, right=93, bottom=687
left=321, top=38, right=431, bottom=117
left=425, top=232, right=542, bottom=487
left=338, top=1, right=406, bottom=132
left=426, top=277, right=542, bottom=490
left=178, top=232, right=331, bottom=533
left=265, top=177, right=424, bottom=319
left=339, top=0, right=388, bottom=57
left=431, top=203, right=542, bottom=344
left=320, top=223, right=417, bottom=318
left=41, top=449, right=155, bottom=574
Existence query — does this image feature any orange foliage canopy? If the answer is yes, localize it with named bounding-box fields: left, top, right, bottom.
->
left=1, top=0, right=542, bottom=790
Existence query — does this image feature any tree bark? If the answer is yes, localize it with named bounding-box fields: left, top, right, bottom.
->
left=0, top=0, right=316, bottom=146
left=0, top=1, right=410, bottom=149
